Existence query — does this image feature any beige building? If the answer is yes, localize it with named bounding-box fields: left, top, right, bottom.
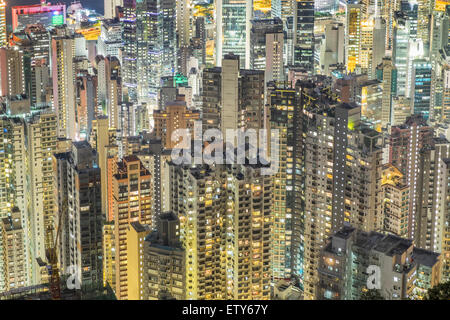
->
left=0, top=110, right=57, bottom=290
left=153, top=96, right=200, bottom=149
left=91, top=116, right=118, bottom=217
left=381, top=164, right=409, bottom=238
left=52, top=36, right=76, bottom=140
left=103, top=222, right=115, bottom=290
left=1, top=208, right=26, bottom=292
left=170, top=162, right=272, bottom=300
left=112, top=156, right=152, bottom=300
left=126, top=222, right=151, bottom=300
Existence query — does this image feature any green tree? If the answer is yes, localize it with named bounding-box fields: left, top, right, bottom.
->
left=360, top=289, right=385, bottom=300
left=425, top=281, right=450, bottom=300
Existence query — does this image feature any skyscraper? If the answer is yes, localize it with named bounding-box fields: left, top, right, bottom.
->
left=317, top=226, right=442, bottom=300
left=169, top=161, right=272, bottom=299
left=346, top=3, right=362, bottom=74
left=98, top=19, right=123, bottom=61
left=393, top=12, right=412, bottom=97
left=126, top=221, right=151, bottom=300
left=136, top=0, right=177, bottom=106
left=0, top=48, right=26, bottom=97
left=105, top=0, right=123, bottom=19
left=268, top=83, right=305, bottom=281
left=376, top=57, right=397, bottom=127
left=411, top=59, right=432, bottom=120
left=389, top=115, right=434, bottom=240
left=201, top=54, right=265, bottom=137
left=302, top=103, right=383, bottom=299
left=143, top=212, right=185, bottom=300
left=51, top=36, right=76, bottom=140
left=122, top=0, right=138, bottom=102
left=272, top=0, right=295, bottom=22
left=1, top=208, right=26, bottom=292
left=153, top=96, right=200, bottom=149
left=250, top=18, right=284, bottom=84
left=112, top=156, right=152, bottom=299
left=319, top=23, right=345, bottom=76
left=216, top=0, right=252, bottom=68
left=54, top=141, right=103, bottom=288
left=293, top=0, right=315, bottom=74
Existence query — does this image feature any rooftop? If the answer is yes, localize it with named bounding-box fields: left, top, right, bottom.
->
left=412, top=247, right=440, bottom=268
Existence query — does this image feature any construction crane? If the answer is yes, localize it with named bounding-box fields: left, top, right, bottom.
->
left=45, top=204, right=64, bottom=300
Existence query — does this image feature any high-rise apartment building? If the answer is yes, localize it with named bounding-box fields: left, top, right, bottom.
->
left=317, top=226, right=442, bottom=300
left=389, top=115, right=434, bottom=240
left=443, top=158, right=450, bottom=282
left=91, top=116, right=118, bottom=218
left=169, top=161, right=272, bottom=299
left=0, top=109, right=58, bottom=289
left=1, top=207, right=27, bottom=292
left=126, top=221, right=151, bottom=300
left=0, top=119, right=24, bottom=291
left=250, top=18, right=284, bottom=84
left=319, top=23, right=345, bottom=76
left=102, top=222, right=115, bottom=289
left=0, top=48, right=26, bottom=97
left=76, top=73, right=96, bottom=140
left=202, top=54, right=265, bottom=137
left=52, top=36, right=76, bottom=140
left=302, top=103, right=383, bottom=299
left=268, top=82, right=309, bottom=282
left=153, top=96, right=200, bottom=149
left=112, top=155, right=152, bottom=299
left=96, top=56, right=121, bottom=128
left=376, top=57, right=397, bottom=127
left=54, top=141, right=103, bottom=287
left=143, top=212, right=185, bottom=300
left=414, top=137, right=450, bottom=252
left=26, top=111, right=58, bottom=285
left=381, top=164, right=409, bottom=238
